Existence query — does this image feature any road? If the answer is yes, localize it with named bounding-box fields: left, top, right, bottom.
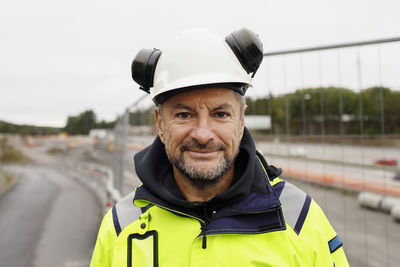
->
left=256, top=141, right=400, bottom=166
left=267, top=154, right=400, bottom=194
left=0, top=164, right=102, bottom=267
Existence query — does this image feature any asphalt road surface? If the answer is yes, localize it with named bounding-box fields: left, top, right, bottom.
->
left=268, top=155, right=400, bottom=187
left=0, top=164, right=102, bottom=267
left=257, top=141, right=400, bottom=166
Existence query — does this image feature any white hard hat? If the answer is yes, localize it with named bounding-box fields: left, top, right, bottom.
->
left=131, top=28, right=263, bottom=104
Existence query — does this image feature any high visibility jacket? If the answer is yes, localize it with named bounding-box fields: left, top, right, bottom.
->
left=90, top=157, right=349, bottom=267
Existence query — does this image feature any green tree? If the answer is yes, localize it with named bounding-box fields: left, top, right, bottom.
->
left=63, top=110, right=116, bottom=135
left=79, top=110, right=96, bottom=135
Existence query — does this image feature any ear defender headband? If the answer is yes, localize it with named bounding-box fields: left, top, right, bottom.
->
left=131, top=28, right=263, bottom=94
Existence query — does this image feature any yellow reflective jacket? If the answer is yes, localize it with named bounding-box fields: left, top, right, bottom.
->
left=90, top=157, right=349, bottom=267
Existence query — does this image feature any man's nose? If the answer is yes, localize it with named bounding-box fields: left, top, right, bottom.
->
left=189, top=116, right=214, bottom=144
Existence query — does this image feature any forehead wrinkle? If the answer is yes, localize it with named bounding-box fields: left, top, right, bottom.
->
left=172, top=104, right=195, bottom=112
left=211, top=103, right=234, bottom=112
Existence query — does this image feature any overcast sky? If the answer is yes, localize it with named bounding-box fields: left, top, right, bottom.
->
left=1, top=0, right=400, bottom=127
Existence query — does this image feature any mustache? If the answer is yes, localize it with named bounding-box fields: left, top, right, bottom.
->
left=180, top=140, right=225, bottom=152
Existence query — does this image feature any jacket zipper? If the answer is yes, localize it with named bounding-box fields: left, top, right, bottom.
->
left=200, top=221, right=208, bottom=249
left=200, top=207, right=210, bottom=249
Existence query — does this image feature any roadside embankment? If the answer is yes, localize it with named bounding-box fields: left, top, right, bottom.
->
left=0, top=168, right=19, bottom=197
left=0, top=135, right=28, bottom=196
left=0, top=136, right=29, bottom=163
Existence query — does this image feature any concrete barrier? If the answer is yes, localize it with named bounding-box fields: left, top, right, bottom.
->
left=391, top=204, right=400, bottom=221
left=381, top=196, right=400, bottom=213
left=357, top=191, right=383, bottom=210
left=65, top=162, right=121, bottom=215
left=358, top=191, right=400, bottom=222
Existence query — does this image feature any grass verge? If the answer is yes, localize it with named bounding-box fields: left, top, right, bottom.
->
left=0, top=171, right=20, bottom=197
left=0, top=137, right=29, bottom=163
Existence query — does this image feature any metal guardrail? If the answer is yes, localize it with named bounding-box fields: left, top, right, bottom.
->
left=66, top=162, right=121, bottom=214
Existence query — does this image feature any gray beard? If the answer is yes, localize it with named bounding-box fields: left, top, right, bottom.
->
left=166, top=140, right=238, bottom=190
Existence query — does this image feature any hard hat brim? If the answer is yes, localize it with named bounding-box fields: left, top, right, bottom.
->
left=153, top=82, right=248, bottom=105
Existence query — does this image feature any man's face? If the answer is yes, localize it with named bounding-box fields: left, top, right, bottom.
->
left=155, top=88, right=246, bottom=186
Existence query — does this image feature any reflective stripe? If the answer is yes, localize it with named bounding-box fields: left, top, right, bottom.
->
left=294, top=195, right=311, bottom=234
left=279, top=182, right=310, bottom=234
left=328, top=235, right=343, bottom=253
left=113, top=190, right=142, bottom=236
left=112, top=206, right=122, bottom=235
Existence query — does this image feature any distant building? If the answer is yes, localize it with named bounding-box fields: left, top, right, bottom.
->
left=245, top=115, right=271, bottom=130
left=89, top=129, right=108, bottom=140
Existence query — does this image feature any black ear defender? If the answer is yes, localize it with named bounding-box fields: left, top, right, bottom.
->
left=225, top=28, right=264, bottom=78
left=131, top=48, right=162, bottom=93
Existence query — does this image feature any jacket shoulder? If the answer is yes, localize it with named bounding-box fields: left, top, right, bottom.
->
left=92, top=189, right=142, bottom=242
left=112, top=190, right=143, bottom=236
left=90, top=191, right=144, bottom=267
left=272, top=180, right=311, bottom=234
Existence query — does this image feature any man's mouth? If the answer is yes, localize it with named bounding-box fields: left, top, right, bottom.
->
left=181, top=141, right=225, bottom=153
left=185, top=150, right=220, bottom=157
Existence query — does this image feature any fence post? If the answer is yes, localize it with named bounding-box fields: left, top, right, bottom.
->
left=120, top=108, right=129, bottom=192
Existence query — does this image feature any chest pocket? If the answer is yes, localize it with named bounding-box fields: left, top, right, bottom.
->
left=127, top=231, right=159, bottom=267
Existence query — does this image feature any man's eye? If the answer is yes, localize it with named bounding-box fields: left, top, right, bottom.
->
left=215, top=112, right=228, bottom=118
left=177, top=112, right=191, bottom=119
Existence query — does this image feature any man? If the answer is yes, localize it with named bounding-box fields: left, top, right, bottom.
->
left=90, top=28, right=349, bottom=266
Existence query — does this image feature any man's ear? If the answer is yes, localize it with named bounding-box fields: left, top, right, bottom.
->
left=154, top=108, right=165, bottom=143
left=239, top=104, right=247, bottom=139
